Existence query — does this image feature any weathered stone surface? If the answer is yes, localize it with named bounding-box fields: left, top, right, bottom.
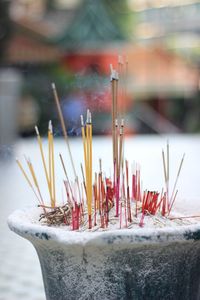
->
left=8, top=208, right=200, bottom=300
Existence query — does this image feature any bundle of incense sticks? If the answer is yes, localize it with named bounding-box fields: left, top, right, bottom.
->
left=17, top=58, right=187, bottom=231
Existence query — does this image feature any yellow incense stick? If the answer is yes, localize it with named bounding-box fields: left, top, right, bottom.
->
left=86, top=112, right=90, bottom=210
left=81, top=110, right=93, bottom=227
left=35, top=126, right=53, bottom=205
left=26, top=158, right=44, bottom=205
left=16, top=159, right=41, bottom=203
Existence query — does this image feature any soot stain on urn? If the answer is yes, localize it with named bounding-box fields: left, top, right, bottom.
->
left=35, top=232, right=50, bottom=240
left=184, top=230, right=200, bottom=241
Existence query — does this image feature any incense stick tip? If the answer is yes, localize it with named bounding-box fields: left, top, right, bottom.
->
left=80, top=115, right=84, bottom=126
left=48, top=120, right=53, bottom=132
left=51, top=82, right=56, bottom=90
left=89, top=111, right=92, bottom=123
left=86, top=109, right=91, bottom=123
left=35, top=126, right=39, bottom=136
left=110, top=69, right=119, bottom=81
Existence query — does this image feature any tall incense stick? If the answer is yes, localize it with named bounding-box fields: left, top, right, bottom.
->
left=110, top=65, right=119, bottom=167
left=49, top=121, right=56, bottom=207
left=81, top=110, right=93, bottom=228
left=51, top=83, right=77, bottom=181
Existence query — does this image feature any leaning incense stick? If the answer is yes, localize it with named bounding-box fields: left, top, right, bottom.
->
left=35, top=126, right=53, bottom=204
left=118, top=119, right=124, bottom=177
left=51, top=83, right=77, bottom=181
left=168, top=189, right=178, bottom=214
left=59, top=153, right=71, bottom=189
left=80, top=163, right=87, bottom=197
left=169, top=154, right=185, bottom=207
left=25, top=157, right=44, bottom=206
left=16, top=159, right=41, bottom=204
left=162, top=149, right=168, bottom=205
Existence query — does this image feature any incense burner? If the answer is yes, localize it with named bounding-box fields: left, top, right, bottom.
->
left=8, top=207, right=200, bottom=300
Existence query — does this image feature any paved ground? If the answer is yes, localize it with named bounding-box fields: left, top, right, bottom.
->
left=0, top=154, right=45, bottom=300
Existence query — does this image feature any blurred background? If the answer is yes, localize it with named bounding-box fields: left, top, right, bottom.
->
left=0, top=0, right=200, bottom=149
left=0, top=1, right=200, bottom=299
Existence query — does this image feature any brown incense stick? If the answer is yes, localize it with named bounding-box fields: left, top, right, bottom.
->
left=110, top=65, right=119, bottom=167
left=51, top=83, right=77, bottom=180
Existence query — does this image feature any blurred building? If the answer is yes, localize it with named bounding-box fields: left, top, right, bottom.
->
left=2, top=0, right=200, bottom=134
left=129, top=1, right=200, bottom=64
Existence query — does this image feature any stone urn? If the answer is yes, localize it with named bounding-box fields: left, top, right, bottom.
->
left=8, top=208, right=200, bottom=300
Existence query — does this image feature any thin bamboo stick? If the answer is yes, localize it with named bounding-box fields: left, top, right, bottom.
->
left=49, top=121, right=56, bottom=207
left=169, top=153, right=185, bottom=206
left=48, top=121, right=52, bottom=202
left=51, top=83, right=77, bottom=181
left=81, top=110, right=93, bottom=228
left=110, top=66, right=119, bottom=166
left=35, top=126, right=53, bottom=205
left=25, top=157, right=44, bottom=206
left=16, top=159, right=41, bottom=204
